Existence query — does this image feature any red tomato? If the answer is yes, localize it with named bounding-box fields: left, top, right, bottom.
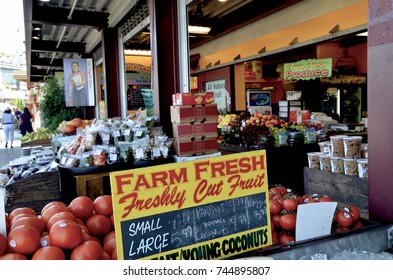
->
left=269, top=200, right=282, bottom=215
left=345, top=205, right=361, bottom=222
left=68, top=196, right=95, bottom=220
left=86, top=214, right=112, bottom=237
left=10, top=215, right=45, bottom=235
left=282, top=198, right=298, bottom=212
left=271, top=214, right=281, bottom=229
left=40, top=235, right=51, bottom=247
left=271, top=230, right=280, bottom=246
left=94, top=195, right=113, bottom=217
left=9, top=207, right=36, bottom=223
left=351, top=221, right=364, bottom=230
left=101, top=250, right=112, bottom=260
left=46, top=211, right=78, bottom=231
left=8, top=225, right=41, bottom=255
left=10, top=213, right=37, bottom=226
left=41, top=204, right=69, bottom=227
left=335, top=210, right=353, bottom=228
left=279, top=233, right=295, bottom=245
left=49, top=220, right=84, bottom=250
left=0, top=252, right=27, bottom=260
left=103, top=231, right=116, bottom=255
left=32, top=246, right=66, bottom=260
left=111, top=249, right=118, bottom=260
left=319, top=196, right=334, bottom=202
left=109, top=214, right=114, bottom=229
left=41, top=201, right=67, bottom=215
left=0, top=233, right=7, bottom=256
left=70, top=240, right=103, bottom=260
left=296, top=196, right=305, bottom=205
left=280, top=213, right=296, bottom=231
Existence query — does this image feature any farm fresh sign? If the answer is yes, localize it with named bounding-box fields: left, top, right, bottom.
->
left=284, top=58, right=332, bottom=80
left=109, top=150, right=272, bottom=260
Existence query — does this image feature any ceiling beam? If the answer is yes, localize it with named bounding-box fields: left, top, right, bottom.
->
left=31, top=40, right=86, bottom=54
left=30, top=68, right=55, bottom=77
left=31, top=55, right=64, bottom=68
left=32, top=2, right=109, bottom=30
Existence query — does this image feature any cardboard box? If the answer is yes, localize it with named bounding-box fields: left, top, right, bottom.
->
left=172, top=121, right=218, bottom=140
left=173, top=138, right=218, bottom=157
left=289, top=110, right=310, bottom=123
left=172, top=92, right=215, bottom=106
left=170, top=103, right=218, bottom=123
left=244, top=60, right=262, bottom=79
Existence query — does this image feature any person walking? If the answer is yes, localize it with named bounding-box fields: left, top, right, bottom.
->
left=2, top=107, right=15, bottom=148
left=19, top=107, right=34, bottom=136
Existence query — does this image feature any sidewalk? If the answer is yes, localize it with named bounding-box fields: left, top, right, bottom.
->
left=0, top=129, right=23, bottom=167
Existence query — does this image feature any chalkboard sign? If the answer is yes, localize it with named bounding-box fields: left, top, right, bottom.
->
left=130, top=88, right=145, bottom=110
left=110, top=150, right=272, bottom=260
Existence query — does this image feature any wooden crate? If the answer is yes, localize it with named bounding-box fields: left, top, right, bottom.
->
left=21, top=139, right=52, bottom=147
left=5, top=171, right=60, bottom=214
left=303, top=167, right=369, bottom=218
left=74, top=172, right=110, bottom=201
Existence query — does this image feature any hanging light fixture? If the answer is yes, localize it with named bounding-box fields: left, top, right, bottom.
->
left=195, top=2, right=203, bottom=17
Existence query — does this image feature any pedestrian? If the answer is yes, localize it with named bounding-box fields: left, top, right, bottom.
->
left=2, top=107, right=15, bottom=148
left=19, top=107, right=34, bottom=137
left=68, top=61, right=88, bottom=106
left=13, top=107, right=22, bottom=129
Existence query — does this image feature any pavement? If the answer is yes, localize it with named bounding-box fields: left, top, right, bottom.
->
left=0, top=129, right=23, bottom=167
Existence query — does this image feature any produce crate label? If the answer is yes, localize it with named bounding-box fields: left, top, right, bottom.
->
left=110, top=150, right=272, bottom=260
left=170, top=103, right=218, bottom=123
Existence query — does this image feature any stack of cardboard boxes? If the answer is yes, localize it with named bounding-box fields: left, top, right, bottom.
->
left=170, top=92, right=219, bottom=157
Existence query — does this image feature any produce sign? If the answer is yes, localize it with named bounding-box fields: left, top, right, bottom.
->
left=284, top=58, right=332, bottom=80
left=109, top=150, right=272, bottom=260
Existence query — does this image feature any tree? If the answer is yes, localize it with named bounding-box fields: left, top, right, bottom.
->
left=40, top=75, right=79, bottom=131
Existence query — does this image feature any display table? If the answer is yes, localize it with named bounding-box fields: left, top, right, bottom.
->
left=219, top=143, right=320, bottom=194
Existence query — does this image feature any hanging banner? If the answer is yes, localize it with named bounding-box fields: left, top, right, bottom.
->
left=284, top=58, right=332, bottom=80
left=64, top=58, right=95, bottom=107
left=109, top=150, right=272, bottom=260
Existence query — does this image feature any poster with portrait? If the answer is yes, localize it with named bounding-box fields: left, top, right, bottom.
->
left=63, top=58, right=95, bottom=107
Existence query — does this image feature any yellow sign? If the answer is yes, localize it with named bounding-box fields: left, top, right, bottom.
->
left=109, top=150, right=272, bottom=260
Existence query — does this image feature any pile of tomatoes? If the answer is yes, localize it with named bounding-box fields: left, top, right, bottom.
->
left=0, top=195, right=117, bottom=260
left=268, top=185, right=363, bottom=246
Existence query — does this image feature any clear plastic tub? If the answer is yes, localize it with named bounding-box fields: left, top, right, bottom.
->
left=330, top=135, right=347, bottom=157
left=307, top=152, right=324, bottom=169
left=357, top=159, right=368, bottom=179
left=319, top=154, right=332, bottom=172
left=343, top=158, right=359, bottom=176
left=318, top=141, right=331, bottom=154
left=343, top=136, right=363, bottom=159
left=361, top=143, right=368, bottom=159
left=330, top=156, right=344, bottom=174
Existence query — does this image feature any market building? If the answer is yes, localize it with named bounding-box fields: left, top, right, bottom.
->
left=0, top=0, right=392, bottom=260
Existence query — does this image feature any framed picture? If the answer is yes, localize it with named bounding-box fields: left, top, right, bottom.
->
left=63, top=58, right=95, bottom=107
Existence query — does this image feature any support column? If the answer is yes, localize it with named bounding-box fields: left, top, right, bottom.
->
left=149, top=0, right=180, bottom=136
left=368, top=1, right=393, bottom=222
left=101, top=28, right=121, bottom=118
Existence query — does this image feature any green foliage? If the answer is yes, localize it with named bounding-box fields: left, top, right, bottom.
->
left=40, top=75, right=80, bottom=131
left=10, top=99, right=27, bottom=110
